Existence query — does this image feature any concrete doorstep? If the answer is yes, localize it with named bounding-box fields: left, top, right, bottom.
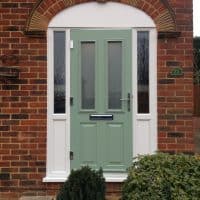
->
left=19, top=196, right=55, bottom=200
left=17, top=195, right=120, bottom=200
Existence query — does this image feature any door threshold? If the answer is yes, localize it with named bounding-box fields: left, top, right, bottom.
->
left=43, top=172, right=127, bottom=183
left=104, top=172, right=127, bottom=182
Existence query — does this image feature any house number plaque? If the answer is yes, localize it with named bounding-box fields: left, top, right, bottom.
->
left=170, top=67, right=183, bottom=76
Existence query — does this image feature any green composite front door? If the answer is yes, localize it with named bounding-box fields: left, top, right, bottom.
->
left=70, top=29, right=132, bottom=173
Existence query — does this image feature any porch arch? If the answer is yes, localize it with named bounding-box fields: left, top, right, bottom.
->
left=44, top=1, right=157, bottom=182
left=25, top=0, right=177, bottom=35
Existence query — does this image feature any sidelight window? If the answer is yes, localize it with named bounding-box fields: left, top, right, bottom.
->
left=137, top=31, right=149, bottom=113
left=54, top=31, right=66, bottom=113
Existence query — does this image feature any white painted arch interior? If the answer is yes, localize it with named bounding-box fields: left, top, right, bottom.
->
left=49, top=2, right=156, bottom=28
left=44, top=2, right=157, bottom=182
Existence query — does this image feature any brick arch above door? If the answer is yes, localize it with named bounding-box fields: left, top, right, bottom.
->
left=25, top=0, right=179, bottom=38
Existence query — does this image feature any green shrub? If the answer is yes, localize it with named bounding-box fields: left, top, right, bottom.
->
left=122, top=153, right=200, bottom=200
left=56, top=166, right=105, bottom=200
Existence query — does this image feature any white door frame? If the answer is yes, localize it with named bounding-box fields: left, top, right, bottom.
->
left=43, top=2, right=157, bottom=182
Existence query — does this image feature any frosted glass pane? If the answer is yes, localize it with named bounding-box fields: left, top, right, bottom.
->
left=54, top=31, right=66, bottom=113
left=108, top=41, right=122, bottom=109
left=137, top=31, right=149, bottom=113
left=81, top=42, right=95, bottom=109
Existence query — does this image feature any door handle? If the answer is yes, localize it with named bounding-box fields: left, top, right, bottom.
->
left=120, top=98, right=129, bottom=101
left=120, top=93, right=131, bottom=111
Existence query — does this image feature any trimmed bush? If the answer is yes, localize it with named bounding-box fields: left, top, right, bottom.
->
left=56, top=166, right=105, bottom=200
left=122, top=153, right=200, bottom=200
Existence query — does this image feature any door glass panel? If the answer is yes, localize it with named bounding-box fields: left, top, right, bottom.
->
left=54, top=31, right=66, bottom=113
left=108, top=41, right=122, bottom=109
left=81, top=42, right=95, bottom=109
left=137, top=31, right=149, bottom=113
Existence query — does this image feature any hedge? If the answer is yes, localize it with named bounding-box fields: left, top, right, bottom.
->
left=122, top=153, right=200, bottom=200
left=56, top=166, right=105, bottom=200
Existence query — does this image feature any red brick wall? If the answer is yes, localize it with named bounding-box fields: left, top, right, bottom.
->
left=0, top=1, right=50, bottom=197
left=0, top=0, right=194, bottom=198
left=194, top=85, right=200, bottom=116
left=194, top=117, right=200, bottom=153
left=157, top=0, right=193, bottom=154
